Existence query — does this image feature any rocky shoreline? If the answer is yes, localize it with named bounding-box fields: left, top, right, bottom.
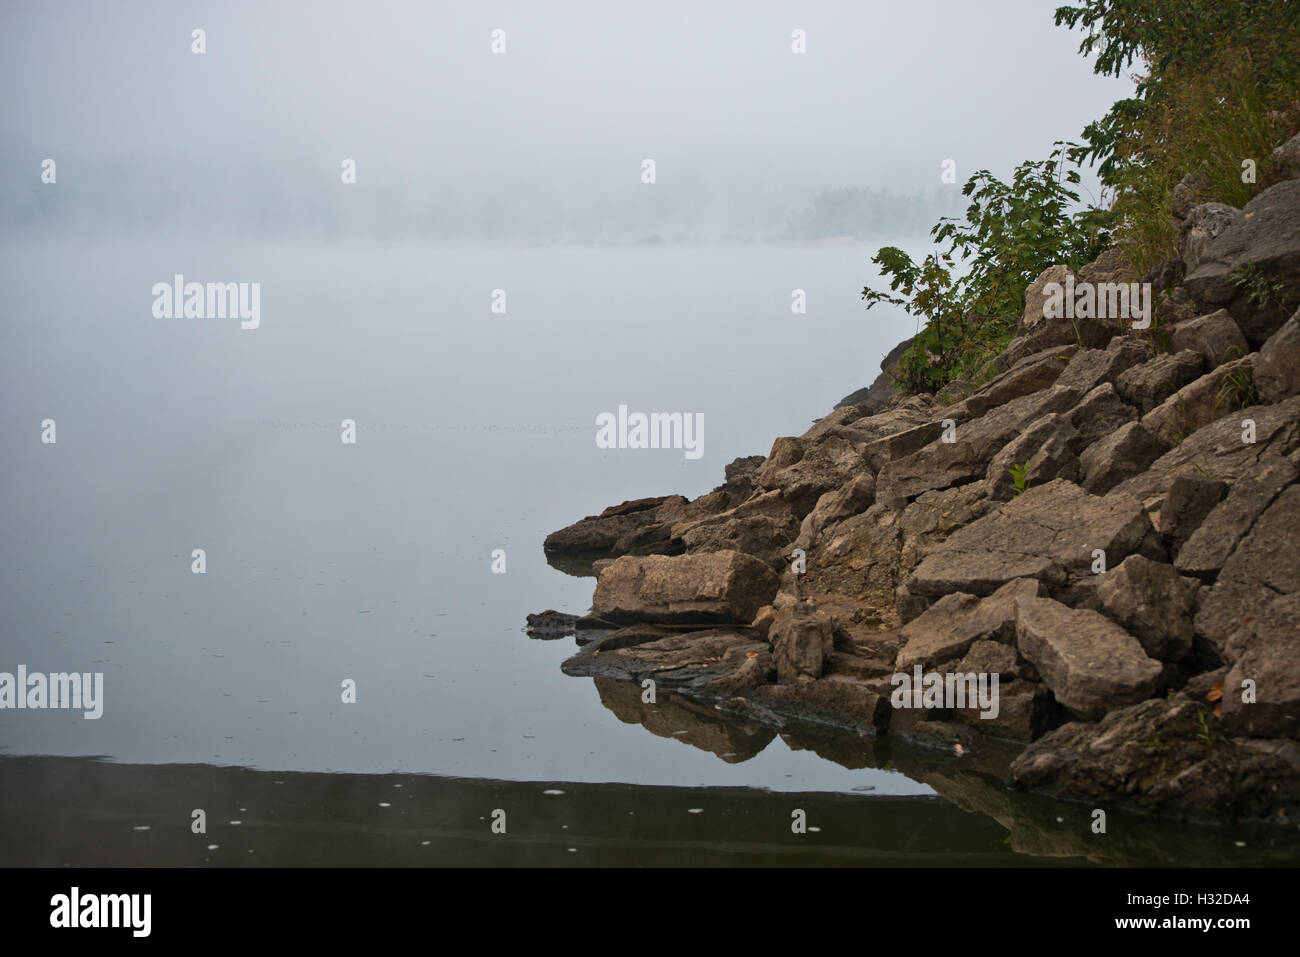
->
left=539, top=141, right=1300, bottom=823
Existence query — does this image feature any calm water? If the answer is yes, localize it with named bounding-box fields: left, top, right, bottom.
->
left=0, top=239, right=918, bottom=785
left=2, top=239, right=1293, bottom=865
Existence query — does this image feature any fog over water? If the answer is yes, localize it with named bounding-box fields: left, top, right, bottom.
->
left=1, top=1, right=1134, bottom=798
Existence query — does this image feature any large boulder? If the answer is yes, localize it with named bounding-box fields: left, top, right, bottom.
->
left=895, top=578, right=1043, bottom=671
left=544, top=495, right=689, bottom=558
left=591, top=550, right=780, bottom=625
left=1221, top=592, right=1300, bottom=738
left=1115, top=350, right=1204, bottom=414
left=1178, top=202, right=1242, bottom=274
left=1067, top=381, right=1139, bottom=448
left=1011, top=689, right=1300, bottom=817
left=984, top=412, right=1080, bottom=501
left=1013, top=596, right=1163, bottom=719
left=1184, top=179, right=1300, bottom=346
left=1094, top=554, right=1197, bottom=661
left=1194, top=484, right=1300, bottom=655
left=907, top=479, right=1161, bottom=599
left=769, top=601, right=835, bottom=682
left=1175, top=452, right=1298, bottom=580
left=1168, top=309, right=1249, bottom=367
left=876, top=385, right=1082, bottom=503
left=1253, top=307, right=1300, bottom=403
left=1079, top=421, right=1168, bottom=495
left=1140, top=356, right=1254, bottom=446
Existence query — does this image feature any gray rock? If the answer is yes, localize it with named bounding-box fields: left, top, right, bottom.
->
left=769, top=601, right=835, bottom=682
left=1168, top=309, right=1249, bottom=367
left=861, top=420, right=943, bottom=472
left=1184, top=179, right=1300, bottom=346
left=1140, top=356, right=1254, bottom=446
left=1221, top=592, right=1300, bottom=738
left=1175, top=453, right=1299, bottom=580
left=1194, top=485, right=1300, bottom=655
left=544, top=495, right=689, bottom=557
left=1115, top=350, right=1205, bottom=414
left=1271, top=131, right=1300, bottom=183
left=985, top=412, right=1080, bottom=501
left=1067, top=382, right=1138, bottom=448
left=1253, top=306, right=1300, bottom=403
left=1178, top=202, right=1243, bottom=274
left=960, top=349, right=1073, bottom=417
left=1095, top=554, right=1197, bottom=661
left=876, top=385, right=1082, bottom=502
left=895, top=578, right=1044, bottom=671
left=1159, top=473, right=1227, bottom=556
left=1020, top=264, right=1071, bottom=333
left=682, top=514, right=797, bottom=569
left=1011, top=691, right=1300, bottom=817
left=1055, top=344, right=1146, bottom=394
left=591, top=550, right=781, bottom=626
left=907, top=479, right=1159, bottom=599
left=1114, top=394, right=1300, bottom=512
left=792, top=472, right=876, bottom=551
left=1014, top=596, right=1162, bottom=719
left=1079, top=421, right=1168, bottom=495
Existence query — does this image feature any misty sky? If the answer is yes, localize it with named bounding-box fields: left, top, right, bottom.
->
left=1, top=1, right=1135, bottom=239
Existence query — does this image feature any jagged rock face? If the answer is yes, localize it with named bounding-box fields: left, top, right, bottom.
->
left=906, top=479, right=1161, bottom=600
left=1184, top=179, right=1300, bottom=346
left=1115, top=350, right=1205, bottom=413
left=1140, top=355, right=1254, bottom=446
left=1079, top=421, right=1167, bottom=495
left=1174, top=452, right=1298, bottom=580
left=546, top=194, right=1300, bottom=819
left=1221, top=592, right=1300, bottom=738
left=895, top=578, right=1042, bottom=671
left=591, top=550, right=780, bottom=626
left=1253, top=307, right=1300, bottom=403
left=1011, top=688, right=1300, bottom=817
left=1013, top=596, right=1163, bottom=719
left=1168, top=309, right=1248, bottom=367
left=1094, top=555, right=1198, bottom=661
left=984, top=412, right=1080, bottom=502
left=1194, top=484, right=1300, bottom=656
left=769, top=602, right=835, bottom=682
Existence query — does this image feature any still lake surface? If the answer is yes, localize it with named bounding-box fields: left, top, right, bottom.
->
left=2, top=239, right=1294, bottom=865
